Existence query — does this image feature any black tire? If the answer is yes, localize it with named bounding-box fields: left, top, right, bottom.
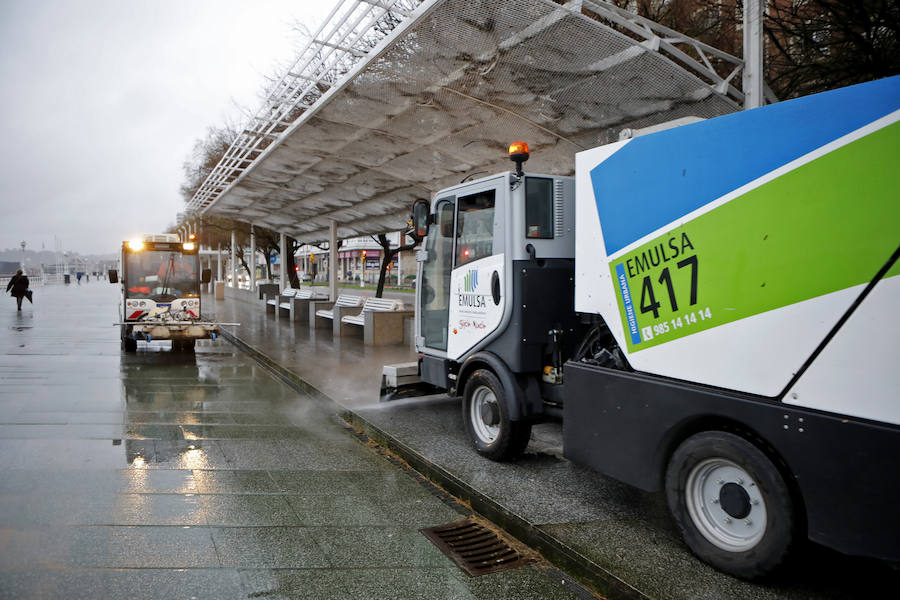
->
left=172, top=339, right=195, bottom=353
left=665, top=431, right=797, bottom=580
left=121, top=326, right=137, bottom=353
left=462, top=369, right=531, bottom=461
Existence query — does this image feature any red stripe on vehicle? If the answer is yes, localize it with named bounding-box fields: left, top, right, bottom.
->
left=128, top=311, right=143, bottom=320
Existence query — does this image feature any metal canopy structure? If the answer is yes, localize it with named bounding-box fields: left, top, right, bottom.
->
left=187, top=0, right=750, bottom=243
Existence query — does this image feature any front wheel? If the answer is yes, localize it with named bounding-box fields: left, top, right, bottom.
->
left=462, top=369, right=531, bottom=461
left=665, top=431, right=797, bottom=580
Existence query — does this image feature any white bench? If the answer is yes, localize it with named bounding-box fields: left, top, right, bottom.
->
left=310, top=294, right=365, bottom=333
left=266, top=288, right=297, bottom=313
left=266, top=287, right=328, bottom=321
left=340, top=297, right=413, bottom=345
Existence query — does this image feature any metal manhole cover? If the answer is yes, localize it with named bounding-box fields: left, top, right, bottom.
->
left=420, top=519, right=532, bottom=577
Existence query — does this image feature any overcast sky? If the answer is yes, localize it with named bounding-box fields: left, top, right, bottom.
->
left=0, top=0, right=334, bottom=256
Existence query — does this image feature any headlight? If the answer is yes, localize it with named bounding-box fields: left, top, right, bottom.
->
left=127, top=240, right=144, bottom=252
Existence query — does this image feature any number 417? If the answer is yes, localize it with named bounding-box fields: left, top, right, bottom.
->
left=640, top=255, right=698, bottom=319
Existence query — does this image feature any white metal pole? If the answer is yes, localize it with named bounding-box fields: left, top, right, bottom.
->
left=217, top=243, right=222, bottom=282
left=329, top=220, right=338, bottom=301
left=249, top=224, right=256, bottom=292
left=743, top=0, right=764, bottom=110
left=397, top=231, right=403, bottom=285
left=280, top=232, right=287, bottom=292
left=230, top=230, right=237, bottom=288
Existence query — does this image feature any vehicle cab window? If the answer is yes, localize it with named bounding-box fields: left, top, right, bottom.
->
left=455, top=190, right=495, bottom=267
left=525, top=177, right=554, bottom=239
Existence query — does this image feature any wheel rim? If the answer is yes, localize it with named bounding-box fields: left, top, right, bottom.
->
left=685, top=458, right=767, bottom=552
left=469, top=385, right=499, bottom=444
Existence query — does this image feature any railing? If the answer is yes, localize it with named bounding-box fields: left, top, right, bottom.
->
left=575, top=0, right=776, bottom=105
left=186, top=0, right=424, bottom=214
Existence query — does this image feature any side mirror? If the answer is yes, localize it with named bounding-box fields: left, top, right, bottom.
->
left=201, top=269, right=212, bottom=284
left=411, top=199, right=430, bottom=238
left=108, top=270, right=118, bottom=284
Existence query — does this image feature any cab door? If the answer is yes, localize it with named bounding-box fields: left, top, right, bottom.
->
left=418, top=198, right=455, bottom=353
left=416, top=176, right=507, bottom=362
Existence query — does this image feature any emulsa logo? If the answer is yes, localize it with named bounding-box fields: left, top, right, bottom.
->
left=458, top=269, right=486, bottom=307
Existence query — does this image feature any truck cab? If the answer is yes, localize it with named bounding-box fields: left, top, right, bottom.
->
left=111, top=233, right=215, bottom=352
left=414, top=148, right=588, bottom=458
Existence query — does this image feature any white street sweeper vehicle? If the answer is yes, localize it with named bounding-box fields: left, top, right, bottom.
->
left=110, top=233, right=219, bottom=352
left=382, top=76, right=900, bottom=578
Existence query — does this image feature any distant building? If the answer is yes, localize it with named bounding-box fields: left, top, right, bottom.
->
left=0, top=261, right=21, bottom=276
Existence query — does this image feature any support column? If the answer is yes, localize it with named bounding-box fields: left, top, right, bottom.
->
left=329, top=220, right=338, bottom=302
left=230, top=231, right=237, bottom=288
left=249, top=225, right=256, bottom=292
left=216, top=244, right=222, bottom=282
left=742, top=0, right=764, bottom=110
left=280, top=232, right=287, bottom=292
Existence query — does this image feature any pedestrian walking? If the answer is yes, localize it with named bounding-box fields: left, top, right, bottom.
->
left=6, top=269, right=31, bottom=311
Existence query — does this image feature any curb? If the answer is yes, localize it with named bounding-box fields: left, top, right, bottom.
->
left=218, top=327, right=647, bottom=600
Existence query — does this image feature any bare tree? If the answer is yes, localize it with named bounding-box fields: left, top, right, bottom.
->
left=602, top=0, right=899, bottom=99
left=765, top=0, right=900, bottom=99
left=372, top=228, right=421, bottom=298
left=180, top=124, right=239, bottom=204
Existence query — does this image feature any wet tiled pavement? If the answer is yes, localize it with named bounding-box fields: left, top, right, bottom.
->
left=205, top=287, right=900, bottom=600
left=0, top=283, right=593, bottom=599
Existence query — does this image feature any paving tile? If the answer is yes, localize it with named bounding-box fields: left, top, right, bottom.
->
left=211, top=527, right=330, bottom=568
left=118, top=468, right=197, bottom=494
left=308, top=527, right=451, bottom=569
left=192, top=469, right=278, bottom=494
left=97, top=493, right=206, bottom=526
left=151, top=440, right=230, bottom=470
left=202, top=494, right=300, bottom=526
left=286, top=494, right=395, bottom=526
left=268, top=470, right=358, bottom=495
left=238, top=569, right=354, bottom=600
left=217, top=440, right=305, bottom=470
left=336, top=568, right=470, bottom=600
left=59, top=526, right=219, bottom=568
left=0, top=569, right=245, bottom=600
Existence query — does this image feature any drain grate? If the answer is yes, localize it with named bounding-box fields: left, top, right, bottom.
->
left=420, top=519, right=531, bottom=577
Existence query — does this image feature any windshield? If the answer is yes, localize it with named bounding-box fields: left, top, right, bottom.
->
left=124, top=251, right=199, bottom=301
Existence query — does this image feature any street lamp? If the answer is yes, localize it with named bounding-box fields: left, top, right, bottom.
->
left=20, top=241, right=26, bottom=271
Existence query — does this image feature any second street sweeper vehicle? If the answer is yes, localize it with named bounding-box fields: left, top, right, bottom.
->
left=110, top=233, right=222, bottom=352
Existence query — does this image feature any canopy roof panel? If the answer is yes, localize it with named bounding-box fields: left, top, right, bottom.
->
left=189, top=0, right=746, bottom=243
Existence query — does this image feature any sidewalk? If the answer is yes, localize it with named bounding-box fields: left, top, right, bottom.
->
left=206, top=290, right=899, bottom=600
left=0, top=283, right=592, bottom=599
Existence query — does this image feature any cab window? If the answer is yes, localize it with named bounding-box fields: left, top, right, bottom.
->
left=455, top=190, right=495, bottom=267
left=525, top=177, right=554, bottom=239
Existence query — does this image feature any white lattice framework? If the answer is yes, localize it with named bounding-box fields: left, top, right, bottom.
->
left=188, top=0, right=423, bottom=214
left=186, top=0, right=765, bottom=242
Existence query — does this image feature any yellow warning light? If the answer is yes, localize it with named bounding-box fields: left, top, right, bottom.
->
left=508, top=141, right=529, bottom=159
left=508, top=141, right=530, bottom=176
left=183, top=242, right=196, bottom=251
left=127, top=240, right=144, bottom=252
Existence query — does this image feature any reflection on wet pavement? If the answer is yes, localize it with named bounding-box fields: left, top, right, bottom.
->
left=0, top=283, right=592, bottom=599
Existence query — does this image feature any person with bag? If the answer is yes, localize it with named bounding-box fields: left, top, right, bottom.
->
left=6, top=269, right=31, bottom=311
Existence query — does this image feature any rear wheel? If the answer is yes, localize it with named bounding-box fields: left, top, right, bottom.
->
left=665, top=431, right=796, bottom=580
left=172, top=339, right=196, bottom=353
left=462, top=369, right=531, bottom=461
left=121, top=326, right=137, bottom=353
